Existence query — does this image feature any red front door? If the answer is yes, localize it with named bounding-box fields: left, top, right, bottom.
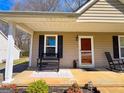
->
left=79, top=36, right=94, bottom=67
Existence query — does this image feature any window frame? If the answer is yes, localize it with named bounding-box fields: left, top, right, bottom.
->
left=44, top=35, right=58, bottom=54
left=118, top=35, right=124, bottom=59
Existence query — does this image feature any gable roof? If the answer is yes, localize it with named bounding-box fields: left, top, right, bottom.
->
left=119, top=0, right=124, bottom=4
left=77, top=0, right=124, bottom=23
left=0, top=30, right=21, bottom=51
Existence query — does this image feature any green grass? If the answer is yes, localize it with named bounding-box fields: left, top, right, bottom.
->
left=0, top=57, right=29, bottom=69
left=14, top=57, right=29, bottom=65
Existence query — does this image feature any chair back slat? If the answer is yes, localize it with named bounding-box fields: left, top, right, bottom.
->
left=105, top=52, right=113, bottom=62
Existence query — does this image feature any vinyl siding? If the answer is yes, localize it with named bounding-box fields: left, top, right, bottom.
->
left=31, top=32, right=124, bottom=68
left=78, top=0, right=124, bottom=22
left=0, top=32, right=20, bottom=63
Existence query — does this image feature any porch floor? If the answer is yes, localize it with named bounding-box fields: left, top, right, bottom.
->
left=11, top=69, right=124, bottom=93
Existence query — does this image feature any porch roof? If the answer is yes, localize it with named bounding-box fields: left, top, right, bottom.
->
left=0, top=11, right=124, bottom=33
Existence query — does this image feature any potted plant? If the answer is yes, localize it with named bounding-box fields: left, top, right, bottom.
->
left=64, top=83, right=83, bottom=93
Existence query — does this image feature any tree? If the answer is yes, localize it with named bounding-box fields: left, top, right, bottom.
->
left=12, top=0, right=59, bottom=11
left=12, top=0, right=88, bottom=12
left=0, top=20, right=8, bottom=36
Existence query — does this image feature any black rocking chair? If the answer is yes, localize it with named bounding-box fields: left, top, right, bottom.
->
left=105, top=52, right=124, bottom=71
left=37, top=53, right=60, bottom=72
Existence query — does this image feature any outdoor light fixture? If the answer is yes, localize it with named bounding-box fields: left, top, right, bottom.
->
left=76, top=35, right=78, bottom=41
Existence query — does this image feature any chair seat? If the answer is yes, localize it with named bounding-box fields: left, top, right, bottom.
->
left=42, top=57, right=59, bottom=60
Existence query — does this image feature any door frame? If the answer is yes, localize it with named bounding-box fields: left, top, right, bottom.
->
left=78, top=36, right=95, bottom=68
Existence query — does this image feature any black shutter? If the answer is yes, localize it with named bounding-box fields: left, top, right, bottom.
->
left=113, top=36, right=119, bottom=58
left=39, top=35, right=44, bottom=58
left=58, top=35, right=63, bottom=58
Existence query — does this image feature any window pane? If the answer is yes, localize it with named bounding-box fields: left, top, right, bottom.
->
left=121, top=48, right=124, bottom=57
left=46, top=47, right=56, bottom=57
left=81, top=39, right=91, bottom=50
left=120, top=37, right=124, bottom=46
left=46, top=36, right=56, bottom=46
left=46, top=47, right=55, bottom=54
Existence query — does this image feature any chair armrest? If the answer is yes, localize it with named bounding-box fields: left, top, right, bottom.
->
left=113, top=59, right=120, bottom=61
left=37, top=58, right=41, bottom=64
left=120, top=59, right=124, bottom=64
left=113, top=59, right=124, bottom=64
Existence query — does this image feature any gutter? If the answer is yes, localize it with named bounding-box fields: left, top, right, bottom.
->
left=0, top=11, right=80, bottom=18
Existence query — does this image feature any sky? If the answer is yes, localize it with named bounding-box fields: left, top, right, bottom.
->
left=0, top=0, right=14, bottom=10
left=0, top=0, right=88, bottom=12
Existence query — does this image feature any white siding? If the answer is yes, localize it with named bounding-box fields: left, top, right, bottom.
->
left=0, top=31, right=20, bottom=63
left=78, top=0, right=124, bottom=22
left=32, top=32, right=124, bottom=68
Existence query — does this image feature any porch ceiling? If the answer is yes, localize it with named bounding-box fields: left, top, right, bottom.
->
left=0, top=11, right=124, bottom=32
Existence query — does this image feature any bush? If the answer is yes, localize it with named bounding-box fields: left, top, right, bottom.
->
left=1, top=84, right=17, bottom=89
left=21, top=51, right=29, bottom=57
left=26, top=80, right=49, bottom=93
left=0, top=84, right=17, bottom=93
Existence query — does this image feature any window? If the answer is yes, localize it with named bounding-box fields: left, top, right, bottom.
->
left=119, top=36, right=124, bottom=58
left=44, top=35, right=57, bottom=55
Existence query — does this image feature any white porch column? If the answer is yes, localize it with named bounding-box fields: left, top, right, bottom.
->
left=3, top=22, right=15, bottom=83
left=29, top=33, right=33, bottom=67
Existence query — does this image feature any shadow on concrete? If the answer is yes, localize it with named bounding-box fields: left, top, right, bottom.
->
left=0, top=62, right=28, bottom=81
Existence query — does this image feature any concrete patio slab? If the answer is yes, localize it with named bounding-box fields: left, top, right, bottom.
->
left=11, top=69, right=124, bottom=93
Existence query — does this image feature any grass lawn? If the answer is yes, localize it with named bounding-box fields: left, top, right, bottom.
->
left=0, top=57, right=29, bottom=69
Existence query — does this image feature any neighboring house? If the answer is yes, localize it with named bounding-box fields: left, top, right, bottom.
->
left=1, top=0, right=124, bottom=83
left=0, top=30, right=20, bottom=63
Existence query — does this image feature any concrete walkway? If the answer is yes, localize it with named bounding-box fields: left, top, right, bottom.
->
left=11, top=69, right=124, bottom=93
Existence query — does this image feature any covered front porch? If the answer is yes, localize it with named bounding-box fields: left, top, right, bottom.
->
left=0, top=12, right=124, bottom=83
left=32, top=32, right=124, bottom=69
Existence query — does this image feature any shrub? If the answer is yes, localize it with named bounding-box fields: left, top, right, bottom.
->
left=0, top=84, right=17, bottom=93
left=1, top=84, right=17, bottom=89
left=26, top=80, right=49, bottom=93
left=21, top=51, right=29, bottom=57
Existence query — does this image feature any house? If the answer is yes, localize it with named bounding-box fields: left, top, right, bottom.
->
left=0, top=30, right=20, bottom=63
left=0, top=0, right=124, bottom=83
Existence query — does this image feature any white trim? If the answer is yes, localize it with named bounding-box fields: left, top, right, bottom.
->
left=4, top=22, right=15, bottom=83
left=44, top=35, right=58, bottom=54
left=118, top=35, right=124, bottom=59
left=78, top=36, right=94, bottom=68
left=76, top=0, right=98, bottom=13
left=29, top=33, right=33, bottom=67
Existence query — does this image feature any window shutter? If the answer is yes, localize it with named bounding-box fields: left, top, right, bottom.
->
left=58, top=35, right=63, bottom=58
left=113, top=36, right=119, bottom=58
left=39, top=35, right=44, bottom=58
